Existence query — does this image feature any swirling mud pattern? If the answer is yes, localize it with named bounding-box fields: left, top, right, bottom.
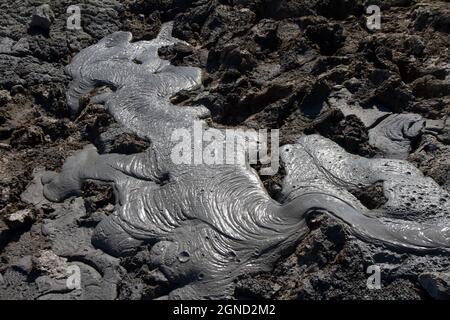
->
left=41, top=23, right=450, bottom=299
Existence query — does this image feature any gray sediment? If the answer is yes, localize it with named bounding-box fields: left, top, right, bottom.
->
left=38, top=23, right=450, bottom=299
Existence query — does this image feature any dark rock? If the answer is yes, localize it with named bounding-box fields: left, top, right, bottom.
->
left=208, top=44, right=257, bottom=73
left=0, top=37, right=14, bottom=54
left=314, top=0, right=361, bottom=20
left=0, top=90, right=11, bottom=105
left=305, top=23, right=346, bottom=56
left=11, top=256, right=33, bottom=275
left=411, top=76, right=450, bottom=99
left=419, top=273, right=450, bottom=300
left=4, top=209, right=35, bottom=229
left=299, top=80, right=331, bottom=118
left=158, top=42, right=196, bottom=66
left=10, top=125, right=45, bottom=148
left=82, top=182, right=115, bottom=215
left=96, top=124, right=149, bottom=155
left=265, top=0, right=312, bottom=19
left=29, top=4, right=55, bottom=32
left=349, top=182, right=387, bottom=210
left=409, top=134, right=450, bottom=190
left=371, top=77, right=413, bottom=112
left=404, top=35, right=425, bottom=57
left=235, top=276, right=280, bottom=299
left=413, top=3, right=450, bottom=33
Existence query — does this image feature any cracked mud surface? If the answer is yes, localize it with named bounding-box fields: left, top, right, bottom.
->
left=1, top=0, right=450, bottom=300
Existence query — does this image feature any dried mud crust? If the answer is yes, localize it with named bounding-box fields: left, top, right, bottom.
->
left=0, top=0, right=449, bottom=300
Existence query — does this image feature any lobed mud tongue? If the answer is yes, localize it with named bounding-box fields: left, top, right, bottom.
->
left=1, top=0, right=450, bottom=300
left=38, top=19, right=450, bottom=298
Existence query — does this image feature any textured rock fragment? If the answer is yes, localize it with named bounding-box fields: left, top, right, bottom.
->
left=35, top=250, right=70, bottom=280
left=96, top=124, right=149, bottom=154
left=29, top=4, right=55, bottom=31
left=0, top=89, right=11, bottom=104
left=12, top=256, right=34, bottom=274
left=328, top=87, right=390, bottom=127
left=0, top=37, right=14, bottom=54
left=4, top=209, right=35, bottom=229
left=419, top=272, right=450, bottom=300
left=409, top=134, right=450, bottom=191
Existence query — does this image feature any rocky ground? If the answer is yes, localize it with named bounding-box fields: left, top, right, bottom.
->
left=0, top=0, right=449, bottom=300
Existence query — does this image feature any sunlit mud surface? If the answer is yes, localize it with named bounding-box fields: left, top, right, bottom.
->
left=1, top=0, right=449, bottom=300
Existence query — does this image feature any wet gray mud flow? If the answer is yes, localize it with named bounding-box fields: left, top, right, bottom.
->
left=36, top=23, right=449, bottom=299
left=1, top=1, right=450, bottom=301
